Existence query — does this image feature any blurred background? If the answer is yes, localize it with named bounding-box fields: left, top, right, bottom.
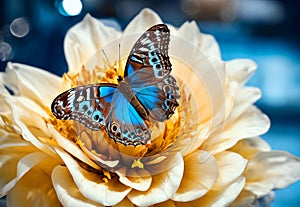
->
left=0, top=0, right=299, bottom=206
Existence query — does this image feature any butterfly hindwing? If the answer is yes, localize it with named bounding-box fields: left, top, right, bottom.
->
left=106, top=90, right=151, bottom=146
left=51, top=84, right=117, bottom=131
left=132, top=75, right=180, bottom=122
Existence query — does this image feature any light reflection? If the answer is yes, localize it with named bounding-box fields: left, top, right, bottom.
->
left=0, top=42, right=14, bottom=61
left=56, top=0, right=83, bottom=16
left=10, top=17, right=30, bottom=38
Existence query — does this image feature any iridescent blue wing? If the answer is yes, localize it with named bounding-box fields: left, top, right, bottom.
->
left=132, top=75, right=180, bottom=121
left=106, top=90, right=151, bottom=146
left=51, top=84, right=117, bottom=130
left=124, top=24, right=180, bottom=122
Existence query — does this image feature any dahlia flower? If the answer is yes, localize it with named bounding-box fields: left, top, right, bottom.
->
left=0, top=8, right=300, bottom=207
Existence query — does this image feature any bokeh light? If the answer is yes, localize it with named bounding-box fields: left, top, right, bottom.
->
left=0, top=42, right=13, bottom=61
left=9, top=17, right=30, bottom=38
left=56, top=0, right=83, bottom=16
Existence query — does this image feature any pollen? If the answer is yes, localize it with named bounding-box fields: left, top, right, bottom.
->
left=131, top=158, right=144, bottom=169
left=47, top=116, right=78, bottom=142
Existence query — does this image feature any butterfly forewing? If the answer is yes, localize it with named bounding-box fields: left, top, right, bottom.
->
left=124, top=24, right=172, bottom=80
left=51, top=84, right=117, bottom=131
left=124, top=24, right=180, bottom=122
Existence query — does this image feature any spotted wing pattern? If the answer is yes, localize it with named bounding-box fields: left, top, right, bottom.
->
left=51, top=84, right=116, bottom=131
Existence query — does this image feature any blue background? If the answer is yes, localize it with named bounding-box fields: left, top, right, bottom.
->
left=0, top=0, right=299, bottom=206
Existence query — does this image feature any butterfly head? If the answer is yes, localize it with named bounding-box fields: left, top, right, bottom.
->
left=117, top=75, right=123, bottom=82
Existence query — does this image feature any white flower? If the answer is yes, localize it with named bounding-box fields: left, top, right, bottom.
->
left=0, top=8, right=300, bottom=207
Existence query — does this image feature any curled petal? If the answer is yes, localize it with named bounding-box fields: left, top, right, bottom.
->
left=116, top=168, right=152, bottom=191
left=244, top=151, right=300, bottom=197
left=128, top=152, right=184, bottom=206
left=172, top=150, right=218, bottom=202
left=226, top=59, right=257, bottom=86
left=227, top=87, right=262, bottom=122
left=55, top=148, right=131, bottom=206
left=52, top=166, right=104, bottom=207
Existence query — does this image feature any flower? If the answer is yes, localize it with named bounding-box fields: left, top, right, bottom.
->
left=1, top=8, right=300, bottom=207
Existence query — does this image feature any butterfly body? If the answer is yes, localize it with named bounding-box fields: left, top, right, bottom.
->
left=52, top=24, right=180, bottom=146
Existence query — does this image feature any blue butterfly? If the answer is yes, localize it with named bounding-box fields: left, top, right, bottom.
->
left=51, top=24, right=180, bottom=146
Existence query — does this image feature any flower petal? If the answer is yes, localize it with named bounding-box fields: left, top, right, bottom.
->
left=229, top=189, right=257, bottom=207
left=227, top=87, right=262, bottom=122
left=116, top=168, right=152, bottom=191
left=244, top=151, right=300, bottom=197
left=213, top=151, right=247, bottom=189
left=127, top=152, right=184, bottom=206
left=172, top=150, right=218, bottom=202
left=205, top=105, right=270, bottom=154
left=176, top=176, right=245, bottom=207
left=3, top=94, right=58, bottom=157
left=112, top=197, right=134, bottom=207
left=0, top=144, right=36, bottom=196
left=230, top=190, right=275, bottom=207
left=55, top=148, right=131, bottom=206
left=226, top=59, right=257, bottom=86
left=175, top=152, right=246, bottom=206
left=64, top=14, right=121, bottom=73
left=52, top=166, right=104, bottom=207
left=171, top=54, right=228, bottom=155
left=6, top=159, right=61, bottom=207
left=154, top=199, right=176, bottom=207
left=175, top=21, right=221, bottom=60
left=47, top=124, right=101, bottom=170
left=1, top=151, right=56, bottom=195
left=230, top=137, right=271, bottom=160
left=123, top=8, right=162, bottom=36
left=2, top=62, right=63, bottom=107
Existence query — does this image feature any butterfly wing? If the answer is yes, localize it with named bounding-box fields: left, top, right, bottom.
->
left=124, top=24, right=180, bottom=122
left=132, top=75, right=180, bottom=121
left=124, top=24, right=172, bottom=81
left=51, top=84, right=117, bottom=131
left=106, top=90, right=151, bottom=146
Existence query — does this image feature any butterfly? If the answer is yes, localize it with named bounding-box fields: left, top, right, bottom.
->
left=51, top=24, right=180, bottom=146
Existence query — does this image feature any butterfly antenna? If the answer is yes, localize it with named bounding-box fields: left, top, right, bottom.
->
left=118, top=43, right=123, bottom=73
left=101, top=49, right=111, bottom=67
